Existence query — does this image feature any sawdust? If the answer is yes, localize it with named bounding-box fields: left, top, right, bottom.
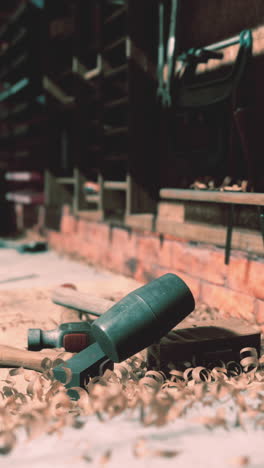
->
left=0, top=284, right=263, bottom=456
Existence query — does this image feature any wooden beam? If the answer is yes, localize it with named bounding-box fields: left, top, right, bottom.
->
left=156, top=218, right=264, bottom=255
left=44, top=171, right=72, bottom=207
left=104, top=180, right=128, bottom=191
left=73, top=168, right=87, bottom=214
left=56, top=177, right=75, bottom=185
left=125, top=213, right=155, bottom=231
left=77, top=210, right=104, bottom=222
left=160, top=189, right=264, bottom=206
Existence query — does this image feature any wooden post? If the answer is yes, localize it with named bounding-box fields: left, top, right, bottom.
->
left=44, top=171, right=73, bottom=208
left=73, top=168, right=87, bottom=214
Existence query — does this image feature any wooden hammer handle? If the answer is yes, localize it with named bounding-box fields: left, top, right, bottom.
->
left=0, top=345, right=73, bottom=372
left=51, top=287, right=116, bottom=316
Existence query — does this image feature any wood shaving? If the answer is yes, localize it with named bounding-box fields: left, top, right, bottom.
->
left=98, top=449, right=112, bottom=465
left=0, top=298, right=263, bottom=456
left=229, top=455, right=250, bottom=466
left=189, top=177, right=250, bottom=192
left=133, top=438, right=180, bottom=458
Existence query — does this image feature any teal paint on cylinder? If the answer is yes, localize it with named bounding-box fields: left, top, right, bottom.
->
left=91, top=273, right=195, bottom=362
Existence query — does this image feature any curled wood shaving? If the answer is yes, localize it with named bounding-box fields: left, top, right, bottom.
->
left=229, top=455, right=250, bottom=466
left=98, top=449, right=112, bottom=465
left=133, top=438, right=181, bottom=458
left=0, top=315, right=263, bottom=455
left=0, top=431, right=16, bottom=455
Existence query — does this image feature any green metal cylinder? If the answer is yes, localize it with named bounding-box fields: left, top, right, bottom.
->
left=91, top=273, right=195, bottom=362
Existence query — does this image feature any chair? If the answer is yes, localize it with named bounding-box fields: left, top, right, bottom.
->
left=167, top=30, right=253, bottom=175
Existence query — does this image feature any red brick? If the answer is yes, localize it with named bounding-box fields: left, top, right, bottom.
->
left=170, top=269, right=201, bottom=303
left=227, top=256, right=264, bottom=300
left=133, top=263, right=156, bottom=283
left=170, top=242, right=227, bottom=285
left=60, top=215, right=77, bottom=234
left=88, top=222, right=110, bottom=243
left=104, top=228, right=137, bottom=275
left=256, top=299, right=264, bottom=325
left=76, top=218, right=89, bottom=237
left=111, top=227, right=130, bottom=247
left=158, top=239, right=173, bottom=268
left=77, top=239, right=99, bottom=265
left=76, top=220, right=110, bottom=244
left=61, top=233, right=79, bottom=254
left=200, top=282, right=255, bottom=321
left=137, top=233, right=161, bottom=265
left=247, top=259, right=264, bottom=300
left=226, top=254, right=250, bottom=294
left=47, top=230, right=62, bottom=250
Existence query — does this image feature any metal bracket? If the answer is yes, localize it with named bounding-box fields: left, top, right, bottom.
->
left=157, top=0, right=180, bottom=106
left=225, top=203, right=235, bottom=265
left=157, top=1, right=165, bottom=100
left=163, top=0, right=179, bottom=107
left=258, top=206, right=264, bottom=247
left=43, top=76, right=75, bottom=105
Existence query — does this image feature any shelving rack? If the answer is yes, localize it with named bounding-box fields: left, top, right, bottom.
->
left=0, top=1, right=45, bottom=172
left=44, top=0, right=159, bottom=230
left=99, top=0, right=129, bottom=223
left=43, top=0, right=104, bottom=225
left=92, top=0, right=159, bottom=228
left=0, top=0, right=46, bottom=231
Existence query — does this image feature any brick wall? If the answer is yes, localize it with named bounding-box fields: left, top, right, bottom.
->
left=47, top=210, right=264, bottom=332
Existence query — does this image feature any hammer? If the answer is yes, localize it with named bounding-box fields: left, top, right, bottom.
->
left=28, top=321, right=95, bottom=352
left=52, top=273, right=195, bottom=398
left=27, top=289, right=116, bottom=352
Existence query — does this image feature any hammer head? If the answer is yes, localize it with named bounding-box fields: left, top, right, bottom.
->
left=53, top=273, right=195, bottom=399
left=28, top=322, right=94, bottom=352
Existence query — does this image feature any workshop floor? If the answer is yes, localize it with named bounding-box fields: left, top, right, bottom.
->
left=0, top=244, right=263, bottom=468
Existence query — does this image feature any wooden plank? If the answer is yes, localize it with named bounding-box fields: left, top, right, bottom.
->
left=6, top=192, right=44, bottom=205
left=160, top=189, right=264, bottom=206
left=105, top=96, right=128, bottom=109
left=125, top=213, right=155, bottom=231
left=157, top=201, right=185, bottom=223
left=156, top=218, right=264, bottom=255
left=104, top=6, right=127, bottom=25
left=104, top=36, right=127, bottom=53
left=56, top=177, right=75, bottom=185
left=43, top=76, right=75, bottom=105
left=85, top=194, right=100, bottom=204
left=5, top=172, right=42, bottom=182
left=44, top=171, right=72, bottom=207
left=104, top=180, right=128, bottom=191
left=104, top=63, right=128, bottom=79
left=77, top=210, right=104, bottom=222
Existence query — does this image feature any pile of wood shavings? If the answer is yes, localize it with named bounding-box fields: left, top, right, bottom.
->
left=0, top=345, right=264, bottom=455
left=190, top=177, right=249, bottom=192
left=0, top=303, right=263, bottom=456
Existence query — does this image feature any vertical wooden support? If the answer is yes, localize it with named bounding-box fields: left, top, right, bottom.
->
left=98, top=173, right=104, bottom=213
left=125, top=173, right=155, bottom=231
left=73, top=168, right=87, bottom=214
left=44, top=171, right=73, bottom=208
left=125, top=173, right=132, bottom=217
left=15, top=203, right=24, bottom=232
